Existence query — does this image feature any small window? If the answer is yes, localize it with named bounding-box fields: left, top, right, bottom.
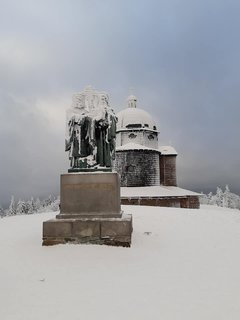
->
left=129, top=133, right=137, bottom=139
left=144, top=124, right=149, bottom=127
left=153, top=126, right=157, bottom=130
left=126, top=165, right=135, bottom=172
left=148, top=134, right=155, bottom=140
left=126, top=124, right=142, bottom=129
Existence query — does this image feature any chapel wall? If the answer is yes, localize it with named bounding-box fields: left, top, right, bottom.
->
left=117, top=130, right=158, bottom=149
left=142, top=131, right=158, bottom=149
left=120, top=131, right=144, bottom=146
left=160, top=155, right=177, bottom=186
left=115, top=150, right=160, bottom=187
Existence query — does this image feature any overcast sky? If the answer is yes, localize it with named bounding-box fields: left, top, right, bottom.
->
left=0, top=0, right=240, bottom=206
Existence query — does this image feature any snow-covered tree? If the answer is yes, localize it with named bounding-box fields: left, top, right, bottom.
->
left=207, top=192, right=213, bottom=205
left=223, top=185, right=231, bottom=208
left=7, top=196, right=16, bottom=216
left=2, top=194, right=61, bottom=218
left=35, top=198, right=42, bottom=212
left=42, top=195, right=54, bottom=208
left=25, top=197, right=36, bottom=214
left=200, top=185, right=240, bottom=210
left=16, top=200, right=27, bottom=215
left=0, top=205, right=5, bottom=218
left=215, top=187, right=224, bottom=207
left=47, top=196, right=60, bottom=212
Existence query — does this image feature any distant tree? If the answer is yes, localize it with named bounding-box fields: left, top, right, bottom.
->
left=25, top=197, right=36, bottom=214
left=207, top=192, right=213, bottom=205
left=42, top=195, right=54, bottom=208
left=48, top=196, right=60, bottom=212
left=2, top=194, right=62, bottom=218
left=35, top=198, right=41, bottom=212
left=200, top=185, right=240, bottom=210
left=215, top=187, right=224, bottom=207
left=8, top=196, right=16, bottom=216
left=223, top=185, right=231, bottom=208
left=0, top=205, right=5, bottom=218
left=16, top=200, right=27, bottom=215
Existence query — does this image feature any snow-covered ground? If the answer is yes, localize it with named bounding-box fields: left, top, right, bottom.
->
left=1, top=205, right=240, bottom=320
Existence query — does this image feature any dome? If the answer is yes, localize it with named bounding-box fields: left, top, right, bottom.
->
left=116, top=107, right=158, bottom=131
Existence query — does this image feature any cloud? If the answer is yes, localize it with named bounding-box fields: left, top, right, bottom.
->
left=0, top=0, right=240, bottom=206
left=0, top=92, right=69, bottom=206
left=0, top=37, right=49, bottom=71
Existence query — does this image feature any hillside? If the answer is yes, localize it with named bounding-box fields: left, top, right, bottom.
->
left=1, top=205, right=240, bottom=320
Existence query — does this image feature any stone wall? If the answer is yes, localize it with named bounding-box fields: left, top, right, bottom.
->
left=121, top=195, right=200, bottom=209
left=160, top=155, right=177, bottom=186
left=115, top=150, right=160, bottom=187
left=179, top=196, right=200, bottom=209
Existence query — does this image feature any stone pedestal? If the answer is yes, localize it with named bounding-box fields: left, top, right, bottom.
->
left=42, top=172, right=132, bottom=247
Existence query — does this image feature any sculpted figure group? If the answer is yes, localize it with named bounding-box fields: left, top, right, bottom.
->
left=65, top=86, right=117, bottom=171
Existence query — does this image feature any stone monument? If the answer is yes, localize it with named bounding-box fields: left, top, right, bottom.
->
left=42, top=86, right=133, bottom=247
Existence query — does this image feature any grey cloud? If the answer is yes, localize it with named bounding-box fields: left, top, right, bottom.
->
left=0, top=0, right=240, bottom=206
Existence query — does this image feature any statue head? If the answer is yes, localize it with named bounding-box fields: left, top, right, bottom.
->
left=72, top=93, right=85, bottom=110
left=99, top=92, right=109, bottom=108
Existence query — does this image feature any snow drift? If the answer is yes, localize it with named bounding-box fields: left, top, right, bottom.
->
left=0, top=205, right=240, bottom=320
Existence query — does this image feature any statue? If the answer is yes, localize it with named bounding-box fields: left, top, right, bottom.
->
left=65, top=86, right=117, bottom=172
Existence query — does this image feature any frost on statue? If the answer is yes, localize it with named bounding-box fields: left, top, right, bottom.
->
left=65, top=86, right=117, bottom=172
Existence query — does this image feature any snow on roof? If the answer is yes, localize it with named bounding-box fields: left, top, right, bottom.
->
left=159, top=146, right=178, bottom=155
left=116, top=142, right=160, bottom=152
left=121, top=186, right=200, bottom=198
left=127, top=95, right=137, bottom=101
left=117, top=107, right=157, bottom=131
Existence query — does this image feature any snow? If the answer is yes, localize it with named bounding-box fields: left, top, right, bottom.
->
left=116, top=107, right=157, bottom=131
left=1, top=205, right=240, bottom=320
left=159, top=145, right=178, bottom=155
left=121, top=185, right=201, bottom=197
left=116, top=142, right=159, bottom=152
left=127, top=94, right=137, bottom=101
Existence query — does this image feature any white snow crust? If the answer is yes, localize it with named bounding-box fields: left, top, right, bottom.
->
left=116, top=142, right=159, bottom=152
left=116, top=107, right=157, bottom=131
left=159, top=145, right=178, bottom=155
left=121, top=185, right=200, bottom=197
left=1, top=205, right=240, bottom=320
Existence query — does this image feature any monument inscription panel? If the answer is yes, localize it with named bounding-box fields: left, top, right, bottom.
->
left=59, top=172, right=121, bottom=216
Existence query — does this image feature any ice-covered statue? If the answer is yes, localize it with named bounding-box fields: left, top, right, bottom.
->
left=65, top=86, right=117, bottom=172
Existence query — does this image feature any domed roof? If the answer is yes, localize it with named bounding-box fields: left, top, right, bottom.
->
left=116, top=107, right=157, bottom=131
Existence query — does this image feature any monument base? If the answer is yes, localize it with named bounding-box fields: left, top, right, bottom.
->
left=42, top=214, right=132, bottom=247
left=42, top=172, right=133, bottom=247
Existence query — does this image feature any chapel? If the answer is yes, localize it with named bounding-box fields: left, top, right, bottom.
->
left=115, top=95, right=177, bottom=187
left=114, top=95, right=200, bottom=209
